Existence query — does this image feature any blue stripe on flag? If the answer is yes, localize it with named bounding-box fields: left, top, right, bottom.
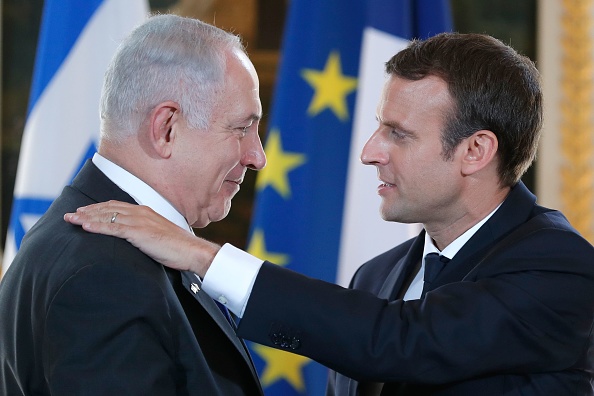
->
left=247, top=0, right=452, bottom=395
left=69, top=142, right=99, bottom=184
left=10, top=141, right=96, bottom=251
left=9, top=198, right=52, bottom=251
left=28, top=0, right=103, bottom=114
left=416, top=0, right=454, bottom=39
left=368, top=0, right=453, bottom=39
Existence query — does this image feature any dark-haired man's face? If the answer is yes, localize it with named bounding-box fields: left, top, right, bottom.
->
left=361, top=75, right=466, bottom=230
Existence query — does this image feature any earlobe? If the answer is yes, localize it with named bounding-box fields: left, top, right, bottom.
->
left=461, top=130, right=498, bottom=175
left=150, top=101, right=180, bottom=159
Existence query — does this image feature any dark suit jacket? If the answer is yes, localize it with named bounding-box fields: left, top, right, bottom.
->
left=0, top=161, right=262, bottom=396
left=237, top=182, right=594, bottom=395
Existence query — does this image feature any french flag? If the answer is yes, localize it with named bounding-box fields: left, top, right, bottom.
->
left=247, top=1, right=452, bottom=394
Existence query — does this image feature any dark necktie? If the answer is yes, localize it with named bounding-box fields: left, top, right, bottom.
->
left=215, top=300, right=235, bottom=325
left=422, top=253, right=450, bottom=297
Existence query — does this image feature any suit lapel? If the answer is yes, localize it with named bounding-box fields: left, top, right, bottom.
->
left=179, top=271, right=259, bottom=378
left=73, top=161, right=261, bottom=385
left=378, top=233, right=425, bottom=301
left=432, top=182, right=537, bottom=289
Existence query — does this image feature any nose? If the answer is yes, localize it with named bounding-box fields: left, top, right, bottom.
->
left=242, top=131, right=267, bottom=170
left=360, top=129, right=386, bottom=166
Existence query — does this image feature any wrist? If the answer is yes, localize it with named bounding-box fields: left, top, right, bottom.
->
left=190, top=237, right=220, bottom=278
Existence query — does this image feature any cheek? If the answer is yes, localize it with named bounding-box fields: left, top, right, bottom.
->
left=421, top=161, right=460, bottom=199
left=399, top=153, right=453, bottom=191
left=194, top=140, right=242, bottom=191
left=393, top=150, right=423, bottom=182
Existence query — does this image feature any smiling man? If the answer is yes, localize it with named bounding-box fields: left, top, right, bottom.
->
left=0, top=14, right=265, bottom=396
left=65, top=33, right=594, bottom=395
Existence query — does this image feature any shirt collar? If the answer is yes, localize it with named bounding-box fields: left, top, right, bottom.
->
left=423, top=203, right=502, bottom=260
left=92, top=153, right=192, bottom=233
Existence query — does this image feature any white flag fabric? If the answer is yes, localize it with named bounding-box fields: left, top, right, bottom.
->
left=2, top=0, right=149, bottom=276
left=336, top=27, right=422, bottom=286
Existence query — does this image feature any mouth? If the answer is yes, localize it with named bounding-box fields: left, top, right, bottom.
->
left=377, top=179, right=396, bottom=195
left=224, top=178, right=243, bottom=189
left=226, top=168, right=247, bottom=187
left=378, top=177, right=395, bottom=188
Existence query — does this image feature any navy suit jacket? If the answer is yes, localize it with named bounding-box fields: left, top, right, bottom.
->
left=237, top=182, right=594, bottom=395
left=0, top=161, right=262, bottom=396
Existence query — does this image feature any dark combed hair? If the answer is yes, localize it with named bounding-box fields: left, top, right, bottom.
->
left=386, top=33, right=542, bottom=187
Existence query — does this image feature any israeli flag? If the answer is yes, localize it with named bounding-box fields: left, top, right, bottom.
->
left=2, top=0, right=149, bottom=276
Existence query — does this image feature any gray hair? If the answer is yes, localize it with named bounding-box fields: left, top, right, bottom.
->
left=100, top=14, right=244, bottom=142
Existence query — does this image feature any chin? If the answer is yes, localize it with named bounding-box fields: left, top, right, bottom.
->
left=379, top=205, right=395, bottom=221
left=191, top=219, right=210, bottom=229
left=380, top=207, right=408, bottom=223
left=207, top=204, right=232, bottom=224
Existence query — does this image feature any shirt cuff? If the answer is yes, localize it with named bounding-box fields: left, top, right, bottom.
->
left=201, top=243, right=263, bottom=317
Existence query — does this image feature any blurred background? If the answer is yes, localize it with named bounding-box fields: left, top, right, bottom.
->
left=1, top=0, right=539, bottom=252
left=2, top=1, right=591, bottom=395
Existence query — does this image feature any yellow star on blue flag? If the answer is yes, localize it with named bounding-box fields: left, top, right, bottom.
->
left=301, top=51, right=358, bottom=121
left=247, top=229, right=289, bottom=266
left=247, top=1, right=451, bottom=395
left=252, top=344, right=311, bottom=392
left=255, top=128, right=306, bottom=199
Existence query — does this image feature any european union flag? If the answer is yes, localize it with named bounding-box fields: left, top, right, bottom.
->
left=248, top=0, right=452, bottom=394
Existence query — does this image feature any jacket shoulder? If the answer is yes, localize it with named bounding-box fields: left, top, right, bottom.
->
left=349, top=237, right=416, bottom=290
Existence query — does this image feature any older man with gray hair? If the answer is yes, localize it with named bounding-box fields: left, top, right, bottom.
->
left=0, top=14, right=265, bottom=395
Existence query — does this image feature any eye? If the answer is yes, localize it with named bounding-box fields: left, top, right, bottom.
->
left=240, top=120, right=258, bottom=136
left=391, top=130, right=407, bottom=139
left=234, top=125, right=249, bottom=137
left=232, top=118, right=259, bottom=137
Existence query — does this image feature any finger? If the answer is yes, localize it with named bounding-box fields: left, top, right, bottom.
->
left=65, top=202, right=155, bottom=226
left=80, top=219, right=129, bottom=238
left=64, top=212, right=83, bottom=225
left=64, top=211, right=129, bottom=226
left=75, top=200, right=137, bottom=216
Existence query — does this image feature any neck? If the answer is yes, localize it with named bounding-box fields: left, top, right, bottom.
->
left=426, top=185, right=510, bottom=250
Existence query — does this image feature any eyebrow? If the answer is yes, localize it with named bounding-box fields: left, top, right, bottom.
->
left=375, top=115, right=416, bottom=136
left=245, top=113, right=262, bottom=123
left=228, top=113, right=262, bottom=130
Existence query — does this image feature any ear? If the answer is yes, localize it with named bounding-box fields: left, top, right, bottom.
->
left=460, top=130, right=498, bottom=176
left=149, top=101, right=180, bottom=159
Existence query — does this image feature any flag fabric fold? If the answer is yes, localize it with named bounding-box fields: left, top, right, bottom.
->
left=2, top=0, right=149, bottom=276
left=247, top=0, right=452, bottom=394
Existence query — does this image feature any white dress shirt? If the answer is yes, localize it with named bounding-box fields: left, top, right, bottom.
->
left=402, top=205, right=500, bottom=300
left=204, top=203, right=502, bottom=317
left=92, top=153, right=191, bottom=232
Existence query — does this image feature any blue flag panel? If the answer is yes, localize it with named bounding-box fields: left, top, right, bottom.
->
left=247, top=1, right=452, bottom=395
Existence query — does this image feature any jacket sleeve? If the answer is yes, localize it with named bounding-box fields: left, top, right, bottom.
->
left=42, top=260, right=178, bottom=395
left=237, top=227, right=594, bottom=384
